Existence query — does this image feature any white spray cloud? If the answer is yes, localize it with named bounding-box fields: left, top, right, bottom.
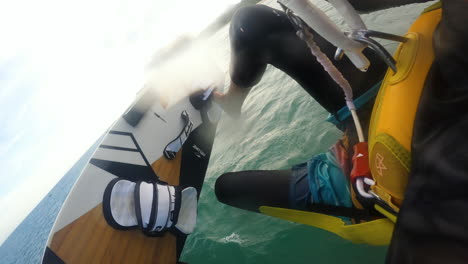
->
left=0, top=0, right=239, bottom=246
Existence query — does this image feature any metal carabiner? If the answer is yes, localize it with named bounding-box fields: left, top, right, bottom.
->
left=342, top=29, right=409, bottom=73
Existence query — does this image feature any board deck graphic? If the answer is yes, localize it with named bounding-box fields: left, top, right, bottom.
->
left=42, top=88, right=219, bottom=263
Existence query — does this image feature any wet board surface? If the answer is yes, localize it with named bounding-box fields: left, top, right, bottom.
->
left=41, top=82, right=221, bottom=264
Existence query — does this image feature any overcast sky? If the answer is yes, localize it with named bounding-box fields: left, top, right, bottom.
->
left=0, top=0, right=239, bottom=245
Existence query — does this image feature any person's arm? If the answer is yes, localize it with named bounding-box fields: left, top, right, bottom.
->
left=347, top=0, right=432, bottom=13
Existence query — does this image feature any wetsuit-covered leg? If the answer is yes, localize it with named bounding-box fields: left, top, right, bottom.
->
left=215, top=170, right=292, bottom=212
left=229, top=5, right=387, bottom=114
left=215, top=143, right=355, bottom=214
left=215, top=5, right=385, bottom=214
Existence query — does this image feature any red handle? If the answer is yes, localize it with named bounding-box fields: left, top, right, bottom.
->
left=350, top=142, right=371, bottom=182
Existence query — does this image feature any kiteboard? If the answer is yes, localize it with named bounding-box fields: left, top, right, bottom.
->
left=41, top=53, right=223, bottom=263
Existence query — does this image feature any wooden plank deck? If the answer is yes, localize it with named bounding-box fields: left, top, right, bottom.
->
left=49, top=151, right=182, bottom=264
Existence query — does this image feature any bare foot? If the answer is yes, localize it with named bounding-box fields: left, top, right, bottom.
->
left=213, top=90, right=244, bottom=119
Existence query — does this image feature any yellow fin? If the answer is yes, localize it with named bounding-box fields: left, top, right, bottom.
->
left=260, top=206, right=394, bottom=246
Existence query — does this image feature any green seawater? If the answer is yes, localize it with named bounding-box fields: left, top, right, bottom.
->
left=182, top=65, right=387, bottom=263
left=181, top=1, right=435, bottom=263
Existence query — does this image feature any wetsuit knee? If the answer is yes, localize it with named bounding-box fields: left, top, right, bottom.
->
left=215, top=170, right=291, bottom=212
left=214, top=172, right=234, bottom=206
left=229, top=5, right=289, bottom=88
left=229, top=5, right=387, bottom=114
left=230, top=5, right=287, bottom=47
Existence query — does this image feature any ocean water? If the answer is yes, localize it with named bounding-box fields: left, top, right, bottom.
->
left=0, top=140, right=100, bottom=264
left=181, top=1, right=435, bottom=263
left=0, top=1, right=435, bottom=263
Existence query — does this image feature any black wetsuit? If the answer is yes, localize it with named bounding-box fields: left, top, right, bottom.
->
left=217, top=5, right=386, bottom=213
left=386, top=1, right=468, bottom=263
left=216, top=2, right=468, bottom=262
left=229, top=5, right=387, bottom=114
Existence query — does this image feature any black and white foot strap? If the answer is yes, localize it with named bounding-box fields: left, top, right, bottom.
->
left=163, top=111, right=193, bottom=160
left=103, top=178, right=198, bottom=236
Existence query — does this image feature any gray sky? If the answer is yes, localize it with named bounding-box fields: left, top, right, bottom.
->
left=0, top=0, right=238, bottom=245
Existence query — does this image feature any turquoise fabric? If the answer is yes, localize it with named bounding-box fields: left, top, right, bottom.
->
left=307, top=151, right=352, bottom=208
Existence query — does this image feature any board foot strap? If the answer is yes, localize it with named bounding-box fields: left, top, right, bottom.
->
left=164, top=111, right=194, bottom=160
left=103, top=178, right=198, bottom=236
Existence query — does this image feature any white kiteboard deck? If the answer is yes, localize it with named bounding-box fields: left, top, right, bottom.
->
left=41, top=81, right=221, bottom=263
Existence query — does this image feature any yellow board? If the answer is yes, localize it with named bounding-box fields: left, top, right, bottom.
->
left=260, top=206, right=394, bottom=246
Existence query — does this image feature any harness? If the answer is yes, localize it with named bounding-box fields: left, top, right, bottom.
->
left=367, top=7, right=441, bottom=213
left=261, top=4, right=442, bottom=245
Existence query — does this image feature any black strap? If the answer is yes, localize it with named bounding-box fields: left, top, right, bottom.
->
left=134, top=181, right=166, bottom=236
left=306, top=203, right=378, bottom=221
left=351, top=182, right=398, bottom=218
left=147, top=182, right=158, bottom=232
left=171, top=186, right=183, bottom=226
left=115, top=180, right=183, bottom=237
left=139, top=182, right=171, bottom=237
left=161, top=185, right=172, bottom=232
left=134, top=181, right=145, bottom=231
